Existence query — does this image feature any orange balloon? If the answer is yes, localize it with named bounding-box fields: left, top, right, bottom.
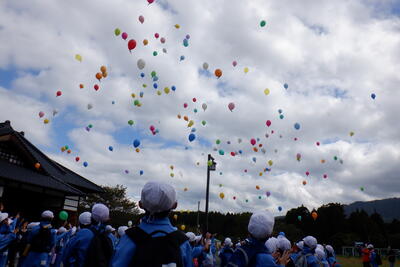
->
left=302, top=180, right=307, bottom=185
left=79, top=84, right=84, bottom=89
left=253, top=147, right=258, bottom=152
left=102, top=72, right=108, bottom=78
left=67, top=149, right=71, bottom=154
left=100, top=66, right=107, bottom=73
left=96, top=72, right=103, bottom=81
left=256, top=185, right=260, bottom=190
left=311, top=211, right=318, bottom=220
left=177, top=114, right=182, bottom=119
left=183, top=116, right=188, bottom=121
left=135, top=148, right=140, bottom=153
left=143, top=39, right=148, bottom=45
left=214, top=69, right=222, bottom=78
left=320, top=159, right=325, bottom=164
left=34, top=163, right=41, bottom=169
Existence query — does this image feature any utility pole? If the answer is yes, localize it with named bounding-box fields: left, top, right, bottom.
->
left=205, top=154, right=216, bottom=232
left=196, top=201, right=200, bottom=230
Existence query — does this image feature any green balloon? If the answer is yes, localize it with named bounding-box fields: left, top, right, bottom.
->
left=202, top=120, right=206, bottom=126
left=59, top=211, right=68, bottom=221
left=194, top=109, right=198, bottom=113
left=151, top=71, right=157, bottom=77
left=143, top=84, right=147, bottom=88
left=260, top=20, right=266, bottom=27
left=258, top=196, right=262, bottom=199
left=334, top=156, right=338, bottom=160
left=114, top=28, right=121, bottom=36
left=65, top=145, right=69, bottom=150
left=88, top=124, right=93, bottom=128
left=128, top=120, right=134, bottom=126
left=153, top=51, right=158, bottom=56
left=218, top=149, right=224, bottom=155
left=245, top=199, right=249, bottom=203
left=134, top=100, right=140, bottom=106
left=216, top=139, right=221, bottom=145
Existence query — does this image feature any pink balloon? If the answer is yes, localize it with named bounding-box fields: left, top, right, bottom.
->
left=306, top=171, right=310, bottom=176
left=39, top=111, right=45, bottom=118
left=250, top=138, right=256, bottom=146
left=323, top=174, right=328, bottom=179
left=228, top=102, right=235, bottom=111
left=154, top=33, right=159, bottom=39
left=150, top=125, right=155, bottom=132
left=139, top=15, right=144, bottom=24
left=232, top=61, right=237, bottom=67
left=160, top=37, right=166, bottom=43
left=147, top=0, right=154, bottom=4
left=183, top=103, right=188, bottom=108
left=121, top=32, right=128, bottom=40
left=266, top=120, right=271, bottom=127
left=316, top=141, right=320, bottom=146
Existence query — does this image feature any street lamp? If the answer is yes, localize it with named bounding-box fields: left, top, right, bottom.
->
left=205, top=154, right=216, bottom=232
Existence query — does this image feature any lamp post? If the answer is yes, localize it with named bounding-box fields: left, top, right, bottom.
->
left=205, top=154, right=216, bottom=232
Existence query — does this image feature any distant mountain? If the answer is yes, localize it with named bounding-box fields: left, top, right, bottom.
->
left=344, top=198, right=400, bottom=222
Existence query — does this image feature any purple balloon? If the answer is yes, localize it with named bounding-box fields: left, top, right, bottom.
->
left=124, top=170, right=129, bottom=174
left=185, top=34, right=190, bottom=39
left=266, top=191, right=271, bottom=197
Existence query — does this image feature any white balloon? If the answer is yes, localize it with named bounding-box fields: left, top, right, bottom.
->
left=202, top=103, right=207, bottom=111
left=52, top=109, right=58, bottom=116
left=203, top=62, right=209, bottom=70
left=137, top=59, right=146, bottom=70
left=162, top=48, right=167, bottom=53
left=87, top=103, right=93, bottom=110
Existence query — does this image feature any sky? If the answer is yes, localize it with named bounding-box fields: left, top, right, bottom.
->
left=0, top=0, right=400, bottom=215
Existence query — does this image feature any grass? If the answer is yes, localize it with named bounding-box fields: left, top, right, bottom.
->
left=337, top=256, right=390, bottom=267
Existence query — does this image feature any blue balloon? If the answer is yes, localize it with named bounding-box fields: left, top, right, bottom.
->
left=227, top=141, right=231, bottom=144
left=108, top=146, right=113, bottom=151
left=252, top=157, right=256, bottom=163
left=218, top=149, right=224, bottom=155
left=371, top=93, right=376, bottom=99
left=139, top=170, right=144, bottom=175
left=256, top=138, right=260, bottom=141
left=180, top=55, right=185, bottom=61
left=183, top=39, right=189, bottom=47
left=278, top=206, right=282, bottom=211
left=238, top=150, right=243, bottom=154
left=83, top=162, right=88, bottom=167
left=278, top=109, right=283, bottom=114
left=171, top=86, right=176, bottom=91
left=133, top=139, right=141, bottom=148
left=140, top=72, right=145, bottom=78
left=191, top=128, right=196, bottom=133
left=219, top=172, right=222, bottom=175
left=153, top=76, right=158, bottom=82
left=188, top=133, right=196, bottom=142
left=194, top=108, right=197, bottom=113
left=284, top=83, right=288, bottom=89
left=153, top=83, right=158, bottom=89
left=111, top=101, right=115, bottom=105
left=140, top=92, right=144, bottom=97
left=294, top=123, right=300, bottom=130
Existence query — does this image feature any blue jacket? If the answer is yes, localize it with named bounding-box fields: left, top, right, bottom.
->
left=61, top=228, right=94, bottom=267
left=219, top=245, right=234, bottom=267
left=23, top=221, right=56, bottom=267
left=192, top=245, right=203, bottom=258
left=111, top=216, right=193, bottom=267
left=108, top=233, right=118, bottom=249
left=300, top=247, right=319, bottom=267
left=370, top=251, right=378, bottom=267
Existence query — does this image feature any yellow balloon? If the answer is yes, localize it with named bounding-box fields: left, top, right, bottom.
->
left=180, top=225, right=185, bottom=231
left=173, top=214, right=178, bottom=220
left=135, top=148, right=140, bottom=152
left=188, top=120, right=194, bottom=127
left=349, top=131, right=354, bottom=136
left=156, top=90, right=162, bottom=96
left=175, top=24, right=180, bottom=29
left=44, top=119, right=49, bottom=124
left=219, top=192, right=225, bottom=199
left=131, top=93, right=136, bottom=98
left=170, top=173, right=174, bottom=178
left=244, top=67, right=249, bottom=73
left=259, top=172, right=263, bottom=176
left=268, top=160, right=273, bottom=166
left=75, top=54, right=82, bottom=62
left=264, top=88, right=270, bottom=95
left=164, top=87, right=170, bottom=94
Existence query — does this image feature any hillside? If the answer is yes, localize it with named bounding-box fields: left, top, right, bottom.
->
left=344, top=198, right=400, bottom=222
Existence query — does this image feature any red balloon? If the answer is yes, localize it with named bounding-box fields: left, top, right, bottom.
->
left=294, top=137, right=298, bottom=141
left=56, top=91, right=62, bottom=97
left=306, top=171, right=310, bottom=176
left=192, top=98, right=196, bottom=102
left=183, top=103, right=188, bottom=108
left=94, top=84, right=99, bottom=91
left=244, top=169, right=247, bottom=173
left=230, top=152, right=235, bottom=156
left=323, top=174, right=328, bottom=179
left=250, top=138, right=256, bottom=146
left=150, top=125, right=155, bottom=132
left=138, top=15, right=144, bottom=24
left=75, top=157, right=80, bottom=162
left=271, top=130, right=274, bottom=134
left=316, top=141, right=320, bottom=146
left=154, top=33, right=159, bottom=39
left=233, top=196, right=236, bottom=200
left=266, top=120, right=271, bottom=127
left=147, top=0, right=154, bottom=4
left=128, top=39, right=137, bottom=51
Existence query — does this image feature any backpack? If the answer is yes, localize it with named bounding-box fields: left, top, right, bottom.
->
left=227, top=240, right=268, bottom=267
left=294, top=253, right=312, bottom=267
left=83, top=227, right=114, bottom=267
left=375, top=253, right=382, bottom=265
left=125, top=226, right=188, bottom=267
left=29, top=224, right=53, bottom=253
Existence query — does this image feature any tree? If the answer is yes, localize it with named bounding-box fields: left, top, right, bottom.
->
left=79, top=184, right=140, bottom=226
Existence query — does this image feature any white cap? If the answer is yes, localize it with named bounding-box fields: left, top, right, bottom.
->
left=278, top=237, right=291, bottom=251
left=186, top=232, right=196, bottom=242
left=79, top=212, right=91, bottom=225
left=71, top=226, right=77, bottom=235
left=105, top=225, right=115, bottom=232
left=236, top=242, right=242, bottom=247
left=325, top=245, right=334, bottom=254
left=248, top=210, right=274, bottom=239
left=296, top=241, right=304, bottom=250
left=303, top=236, right=317, bottom=249
left=195, top=235, right=202, bottom=243
left=0, top=213, right=8, bottom=222
left=27, top=222, right=40, bottom=230
left=265, top=237, right=278, bottom=254
left=92, top=203, right=109, bottom=223
left=41, top=210, right=54, bottom=219
left=367, top=244, right=374, bottom=249
left=315, top=248, right=326, bottom=261
left=118, top=226, right=128, bottom=237
left=140, top=181, right=177, bottom=214
left=316, top=244, right=324, bottom=251
left=58, top=227, right=67, bottom=234
left=224, top=237, right=232, bottom=247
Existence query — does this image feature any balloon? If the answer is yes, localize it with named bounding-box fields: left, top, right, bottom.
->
left=228, top=102, right=235, bottom=112
left=268, top=160, right=273, bottom=166
left=171, top=86, right=176, bottom=91
left=180, top=225, right=185, bottom=231
left=233, top=196, right=236, bottom=200
left=306, top=171, right=310, bottom=176
left=108, top=146, right=113, bottom=151
left=183, top=116, right=188, bottom=121
left=100, top=66, right=107, bottom=73
left=218, top=149, right=224, bottom=155
left=202, top=103, right=207, bottom=111
left=143, top=39, right=148, bottom=45
left=311, top=211, right=318, bottom=220
left=114, top=28, right=121, bottom=36
left=260, top=20, right=266, bottom=27
left=186, top=34, right=190, bottom=39
left=360, top=187, right=364, bottom=191
left=266, top=120, right=271, bottom=127
left=137, top=59, right=146, bottom=70
left=183, top=39, right=189, bottom=47
left=128, top=39, right=137, bottom=52
left=188, top=133, right=196, bottom=142
left=214, top=69, right=222, bottom=78
left=321, top=159, right=325, bottom=164
left=298, top=215, right=302, bottom=221
left=152, top=51, right=158, bottom=56
left=188, top=120, right=194, bottom=127
left=140, top=170, right=144, bottom=175
left=75, top=54, right=82, bottom=62
left=180, top=55, right=185, bottom=61
left=39, top=111, right=44, bottom=118
left=252, top=157, right=256, bottom=163
left=316, top=141, right=320, bottom=146
left=164, top=87, right=170, bottom=94
left=249, top=138, right=256, bottom=146
left=34, top=163, right=41, bottom=169
left=232, top=61, right=237, bottom=67
left=371, top=93, right=376, bottom=99
left=170, top=173, right=174, bottom=178
left=79, top=84, right=84, bottom=89
left=128, top=221, right=133, bottom=227
left=294, top=123, right=301, bottom=130
left=334, top=156, right=338, bottom=160
left=296, top=153, right=301, bottom=161
left=151, top=71, right=157, bottom=77
left=256, top=185, right=260, bottom=190
left=264, top=88, right=270, bottom=95
left=174, top=24, right=180, bottom=29
left=219, top=192, right=225, bottom=199
left=244, top=67, right=249, bottom=73
left=154, top=33, right=159, bottom=39
left=83, top=162, right=88, bottom=167
left=133, top=139, right=141, bottom=148
left=153, top=83, right=158, bottom=89
left=56, top=91, right=62, bottom=97
left=278, top=206, right=282, bottom=211
left=280, top=114, right=284, bottom=119
left=121, top=32, right=128, bottom=40
left=128, top=120, right=134, bottom=126
left=139, top=15, right=144, bottom=24
left=192, top=98, right=197, bottom=103
left=87, top=104, right=93, bottom=110
left=284, top=83, right=288, bottom=89
left=349, top=131, right=354, bottom=136
left=266, top=191, right=271, bottom=197
left=230, top=152, right=235, bottom=156
left=162, top=48, right=167, bottom=53
left=302, top=180, right=307, bottom=185
left=125, top=170, right=129, bottom=174
left=201, top=120, right=206, bottom=126
left=323, top=174, right=328, bottom=178
left=94, top=84, right=99, bottom=91
left=136, top=148, right=140, bottom=152
left=160, top=37, right=166, bottom=44
left=203, top=62, right=209, bottom=70
left=43, top=119, right=49, bottom=124
left=59, top=211, right=68, bottom=221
